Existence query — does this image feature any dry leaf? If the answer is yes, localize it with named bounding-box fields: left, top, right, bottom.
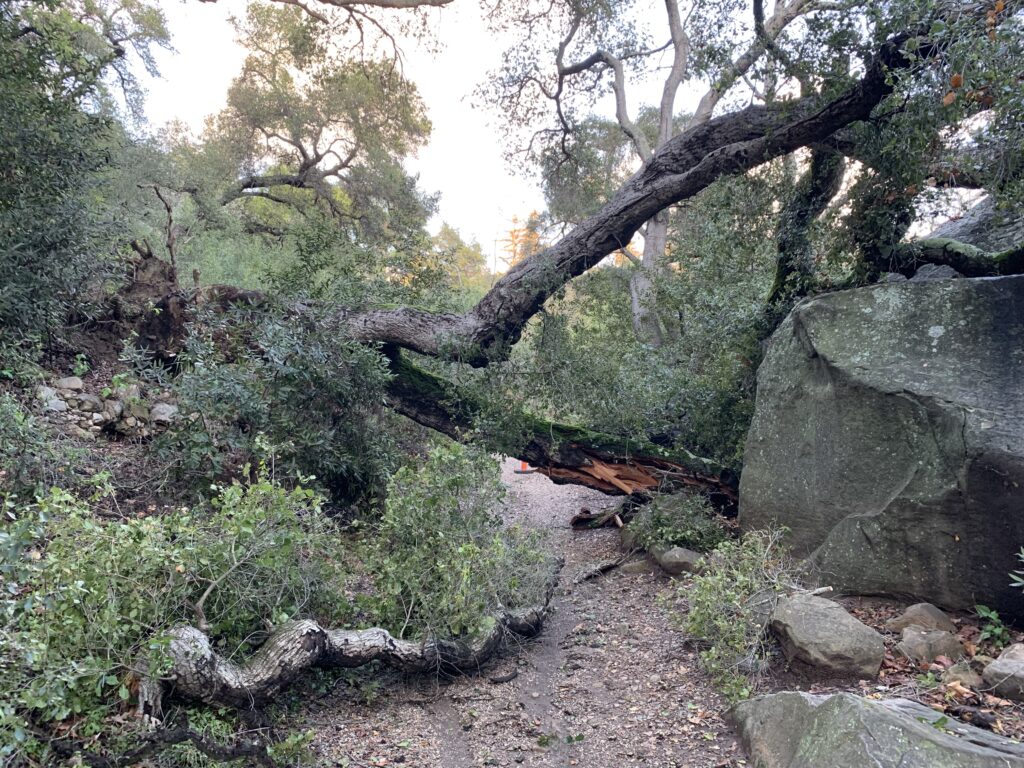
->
left=943, top=91, right=957, bottom=106
left=951, top=73, right=964, bottom=88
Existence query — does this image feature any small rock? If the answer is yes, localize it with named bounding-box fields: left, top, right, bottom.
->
left=885, top=603, right=956, bottom=634
left=982, top=644, right=1024, bottom=700
left=54, top=376, right=84, bottom=391
left=124, top=416, right=138, bottom=428
left=149, top=402, right=178, bottom=424
left=34, top=385, right=57, bottom=401
left=770, top=593, right=885, bottom=678
left=42, top=398, right=68, bottom=413
left=619, top=558, right=656, bottom=575
left=942, top=662, right=983, bottom=689
left=879, top=272, right=908, bottom=283
left=128, top=401, right=149, bottom=421
left=72, top=427, right=95, bottom=440
left=896, top=626, right=963, bottom=663
left=77, top=394, right=103, bottom=413
left=103, top=399, right=124, bottom=420
left=650, top=545, right=704, bottom=576
left=910, top=263, right=962, bottom=281
left=91, top=412, right=106, bottom=425
left=620, top=525, right=638, bottom=551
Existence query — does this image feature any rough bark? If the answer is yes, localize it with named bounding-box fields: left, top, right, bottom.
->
left=385, top=350, right=739, bottom=502
left=137, top=559, right=561, bottom=719
left=882, top=238, right=1024, bottom=277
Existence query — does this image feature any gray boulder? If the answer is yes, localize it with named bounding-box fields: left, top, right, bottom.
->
left=77, top=394, right=103, bottom=413
left=886, top=603, right=957, bottom=634
left=740, top=276, right=1024, bottom=619
left=53, top=376, right=83, bottom=391
left=910, top=263, right=962, bottom=281
left=896, top=626, right=963, bottom=664
left=732, top=691, right=1024, bottom=767
left=982, top=644, right=1024, bottom=701
left=42, top=398, right=68, bottom=413
left=769, top=593, right=884, bottom=678
left=149, top=402, right=178, bottom=424
left=650, top=545, right=704, bottom=576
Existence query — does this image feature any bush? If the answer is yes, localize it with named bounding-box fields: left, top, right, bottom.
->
left=154, top=303, right=395, bottom=509
left=369, top=442, right=547, bottom=640
left=629, top=491, right=728, bottom=552
left=678, top=528, right=795, bottom=701
left=0, top=472, right=349, bottom=764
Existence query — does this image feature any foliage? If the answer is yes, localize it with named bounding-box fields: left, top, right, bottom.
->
left=155, top=302, right=394, bottom=509
left=628, top=491, right=728, bottom=552
left=975, top=604, right=1012, bottom=649
left=0, top=395, right=76, bottom=498
left=679, top=528, right=795, bottom=701
left=369, top=443, right=546, bottom=639
left=0, top=472, right=348, bottom=764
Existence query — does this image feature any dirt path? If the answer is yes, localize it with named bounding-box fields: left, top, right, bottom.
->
left=301, top=460, right=743, bottom=767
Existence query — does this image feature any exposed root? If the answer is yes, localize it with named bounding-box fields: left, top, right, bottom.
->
left=138, top=559, right=562, bottom=720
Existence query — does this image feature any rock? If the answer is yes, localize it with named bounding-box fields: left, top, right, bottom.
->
left=620, top=525, right=638, bottom=551
left=103, top=399, right=124, bottom=420
left=128, top=401, right=149, bottom=421
left=77, top=394, right=103, bottom=413
left=72, top=427, right=94, bottom=440
left=896, top=626, right=963, bottom=664
left=885, top=603, right=957, bottom=634
left=34, top=385, right=56, bottom=401
left=879, top=271, right=908, bottom=283
left=42, top=398, right=68, bottom=413
left=149, top=402, right=178, bottom=424
left=619, top=558, right=657, bottom=575
left=650, top=545, right=704, bottom=576
left=769, top=593, right=884, bottom=678
left=731, top=691, right=1024, bottom=767
left=943, top=662, right=983, bottom=689
left=740, top=276, right=1024, bottom=619
left=54, top=376, right=83, bottom=391
left=910, top=263, right=962, bottom=281
left=91, top=413, right=106, bottom=425
left=982, top=644, right=1024, bottom=700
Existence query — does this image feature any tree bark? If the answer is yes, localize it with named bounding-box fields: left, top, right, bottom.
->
left=384, top=350, right=739, bottom=502
left=137, top=559, right=561, bottom=719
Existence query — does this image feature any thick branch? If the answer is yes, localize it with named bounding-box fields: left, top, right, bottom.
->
left=342, top=27, right=935, bottom=364
left=137, top=560, right=561, bottom=719
left=384, top=351, right=738, bottom=501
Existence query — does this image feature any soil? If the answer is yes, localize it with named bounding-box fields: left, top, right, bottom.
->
left=297, top=459, right=744, bottom=768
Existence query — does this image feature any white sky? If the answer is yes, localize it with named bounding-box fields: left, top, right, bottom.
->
left=145, top=0, right=557, bottom=270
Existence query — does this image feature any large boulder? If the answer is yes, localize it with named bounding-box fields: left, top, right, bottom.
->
left=769, top=593, right=884, bottom=678
left=740, top=276, right=1024, bottom=619
left=732, top=691, right=1024, bottom=767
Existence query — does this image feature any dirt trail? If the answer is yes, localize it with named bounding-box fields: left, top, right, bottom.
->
left=301, top=459, right=742, bottom=767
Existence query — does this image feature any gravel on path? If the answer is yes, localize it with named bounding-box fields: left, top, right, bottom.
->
left=300, top=459, right=744, bottom=768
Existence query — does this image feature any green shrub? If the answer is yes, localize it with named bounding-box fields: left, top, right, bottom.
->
left=678, top=527, right=795, bottom=701
left=154, top=303, right=395, bottom=509
left=369, top=442, right=547, bottom=640
left=0, top=394, right=82, bottom=498
left=0, top=472, right=349, bottom=764
left=629, top=491, right=728, bottom=552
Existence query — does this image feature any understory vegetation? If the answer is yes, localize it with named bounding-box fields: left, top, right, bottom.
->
left=2, top=0, right=1023, bottom=763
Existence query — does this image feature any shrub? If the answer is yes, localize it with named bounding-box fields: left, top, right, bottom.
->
left=369, top=442, right=547, bottom=640
left=0, top=472, right=349, bottom=764
left=154, top=303, right=395, bottom=509
left=678, top=527, right=795, bottom=701
left=629, top=491, right=729, bottom=552
left=0, top=394, right=82, bottom=498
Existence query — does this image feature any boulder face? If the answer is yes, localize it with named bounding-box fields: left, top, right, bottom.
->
left=740, top=276, right=1024, bottom=619
left=732, top=691, right=1024, bottom=767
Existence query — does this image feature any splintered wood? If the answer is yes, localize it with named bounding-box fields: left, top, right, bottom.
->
left=539, top=453, right=738, bottom=501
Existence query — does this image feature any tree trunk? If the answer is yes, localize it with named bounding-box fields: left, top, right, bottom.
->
left=629, top=211, right=670, bottom=346
left=384, top=349, right=738, bottom=503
